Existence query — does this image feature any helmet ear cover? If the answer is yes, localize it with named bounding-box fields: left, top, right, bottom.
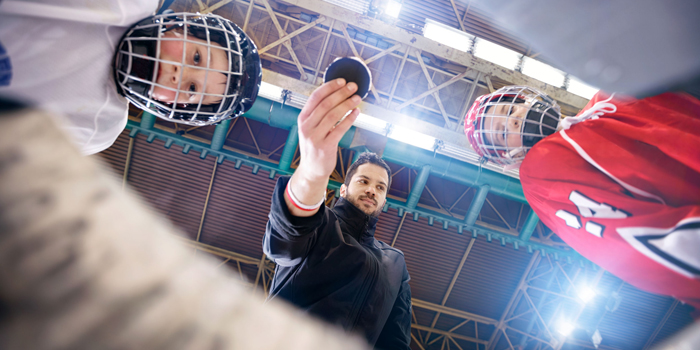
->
left=113, top=13, right=262, bottom=126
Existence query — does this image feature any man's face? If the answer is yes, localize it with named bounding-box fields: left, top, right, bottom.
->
left=340, top=163, right=389, bottom=217
left=151, top=30, right=229, bottom=106
left=481, top=102, right=529, bottom=148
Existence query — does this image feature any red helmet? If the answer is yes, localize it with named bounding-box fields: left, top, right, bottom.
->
left=464, top=86, right=561, bottom=167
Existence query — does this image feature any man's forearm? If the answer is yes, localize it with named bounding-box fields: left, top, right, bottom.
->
left=284, top=164, right=330, bottom=217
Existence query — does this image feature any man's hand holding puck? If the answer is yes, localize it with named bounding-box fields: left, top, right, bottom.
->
left=285, top=78, right=361, bottom=217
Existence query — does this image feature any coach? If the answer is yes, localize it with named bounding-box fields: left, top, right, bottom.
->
left=263, top=78, right=412, bottom=349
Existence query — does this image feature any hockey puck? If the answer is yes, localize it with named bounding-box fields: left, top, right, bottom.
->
left=323, top=57, right=372, bottom=99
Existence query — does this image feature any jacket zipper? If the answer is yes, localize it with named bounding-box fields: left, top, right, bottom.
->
left=349, top=217, right=379, bottom=331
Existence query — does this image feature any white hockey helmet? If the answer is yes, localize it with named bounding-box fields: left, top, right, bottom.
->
left=113, top=12, right=261, bottom=126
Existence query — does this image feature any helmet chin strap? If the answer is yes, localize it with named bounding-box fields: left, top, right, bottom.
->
left=506, top=147, right=523, bottom=158
left=500, top=147, right=524, bottom=171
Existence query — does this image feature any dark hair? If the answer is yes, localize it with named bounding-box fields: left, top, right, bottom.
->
left=344, top=152, right=392, bottom=189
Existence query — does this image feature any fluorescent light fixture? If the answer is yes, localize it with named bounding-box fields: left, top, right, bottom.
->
left=354, top=113, right=389, bottom=134
left=388, top=123, right=437, bottom=150
left=568, top=76, right=599, bottom=99
left=258, top=82, right=284, bottom=101
left=556, top=320, right=575, bottom=336
left=577, top=286, right=597, bottom=303
left=322, top=0, right=368, bottom=14
left=423, top=18, right=474, bottom=52
left=521, top=57, right=566, bottom=87
left=473, top=38, right=522, bottom=70
left=592, top=329, right=603, bottom=348
left=385, top=0, right=401, bottom=18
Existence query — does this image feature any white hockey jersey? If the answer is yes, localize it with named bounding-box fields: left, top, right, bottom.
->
left=0, top=0, right=158, bottom=154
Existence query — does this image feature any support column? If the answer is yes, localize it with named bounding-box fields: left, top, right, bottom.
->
left=210, top=118, right=231, bottom=151
left=519, top=210, right=539, bottom=241
left=278, top=124, right=298, bottom=171
left=406, top=164, right=431, bottom=209
left=140, top=111, right=156, bottom=129
left=464, top=184, right=489, bottom=227
left=352, top=146, right=370, bottom=163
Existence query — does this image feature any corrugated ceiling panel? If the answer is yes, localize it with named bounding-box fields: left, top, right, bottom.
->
left=392, top=216, right=474, bottom=305
left=650, top=302, right=696, bottom=347
left=399, top=0, right=530, bottom=55
left=198, top=163, right=278, bottom=261
left=95, top=129, right=130, bottom=177
left=597, top=283, right=672, bottom=349
left=446, top=238, right=534, bottom=320
left=374, top=207, right=404, bottom=246
left=126, top=135, right=215, bottom=240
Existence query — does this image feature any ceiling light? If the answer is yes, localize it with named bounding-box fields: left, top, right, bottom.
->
left=568, top=76, right=599, bottom=99
left=556, top=320, right=575, bottom=336
left=521, top=57, right=566, bottom=87
left=577, top=286, right=597, bottom=303
left=354, top=113, right=388, bottom=134
left=385, top=0, right=401, bottom=18
left=423, top=19, right=473, bottom=52
left=258, top=82, right=284, bottom=101
left=388, top=123, right=438, bottom=151
left=473, top=38, right=522, bottom=69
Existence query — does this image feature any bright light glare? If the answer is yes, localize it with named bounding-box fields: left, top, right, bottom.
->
left=423, top=19, right=473, bottom=52
left=521, top=57, right=566, bottom=87
left=258, top=82, right=284, bottom=101
left=577, top=286, right=597, bottom=303
left=385, top=0, right=401, bottom=18
left=473, top=38, right=522, bottom=69
left=557, top=320, right=575, bottom=336
left=568, top=76, right=599, bottom=99
left=388, top=124, right=437, bottom=150
left=354, top=113, right=389, bottom=134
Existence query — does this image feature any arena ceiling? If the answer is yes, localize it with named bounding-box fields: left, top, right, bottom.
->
left=95, top=0, right=695, bottom=349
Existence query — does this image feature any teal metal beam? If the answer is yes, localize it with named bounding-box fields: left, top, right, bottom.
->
left=464, top=184, right=490, bottom=227
left=519, top=210, right=540, bottom=241
left=279, top=125, right=298, bottom=171
left=210, top=119, right=231, bottom=151
left=240, top=97, right=524, bottom=202
left=382, top=197, right=588, bottom=264
left=383, top=140, right=526, bottom=203
left=351, top=146, right=370, bottom=163
left=242, top=97, right=356, bottom=149
left=406, top=164, right=431, bottom=209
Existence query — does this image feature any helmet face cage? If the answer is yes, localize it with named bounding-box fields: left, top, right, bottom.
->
left=464, top=86, right=561, bottom=166
left=114, top=13, right=261, bottom=126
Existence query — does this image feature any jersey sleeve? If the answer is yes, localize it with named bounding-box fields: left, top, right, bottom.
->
left=520, top=135, right=700, bottom=312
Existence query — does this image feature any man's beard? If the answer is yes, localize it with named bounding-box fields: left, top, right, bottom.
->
left=346, top=193, right=382, bottom=217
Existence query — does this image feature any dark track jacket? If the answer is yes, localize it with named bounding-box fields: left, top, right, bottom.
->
left=264, top=176, right=412, bottom=349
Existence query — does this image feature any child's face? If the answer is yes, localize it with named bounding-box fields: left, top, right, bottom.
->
left=151, top=30, right=229, bottom=106
left=481, top=103, right=528, bottom=148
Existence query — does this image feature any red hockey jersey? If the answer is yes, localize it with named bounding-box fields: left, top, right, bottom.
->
left=520, top=91, right=700, bottom=312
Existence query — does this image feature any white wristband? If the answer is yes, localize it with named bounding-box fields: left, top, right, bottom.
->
left=286, top=182, right=325, bottom=211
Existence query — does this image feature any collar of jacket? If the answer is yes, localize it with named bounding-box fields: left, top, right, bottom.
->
left=332, top=197, right=380, bottom=242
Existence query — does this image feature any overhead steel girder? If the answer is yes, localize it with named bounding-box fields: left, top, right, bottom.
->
left=280, top=0, right=589, bottom=109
